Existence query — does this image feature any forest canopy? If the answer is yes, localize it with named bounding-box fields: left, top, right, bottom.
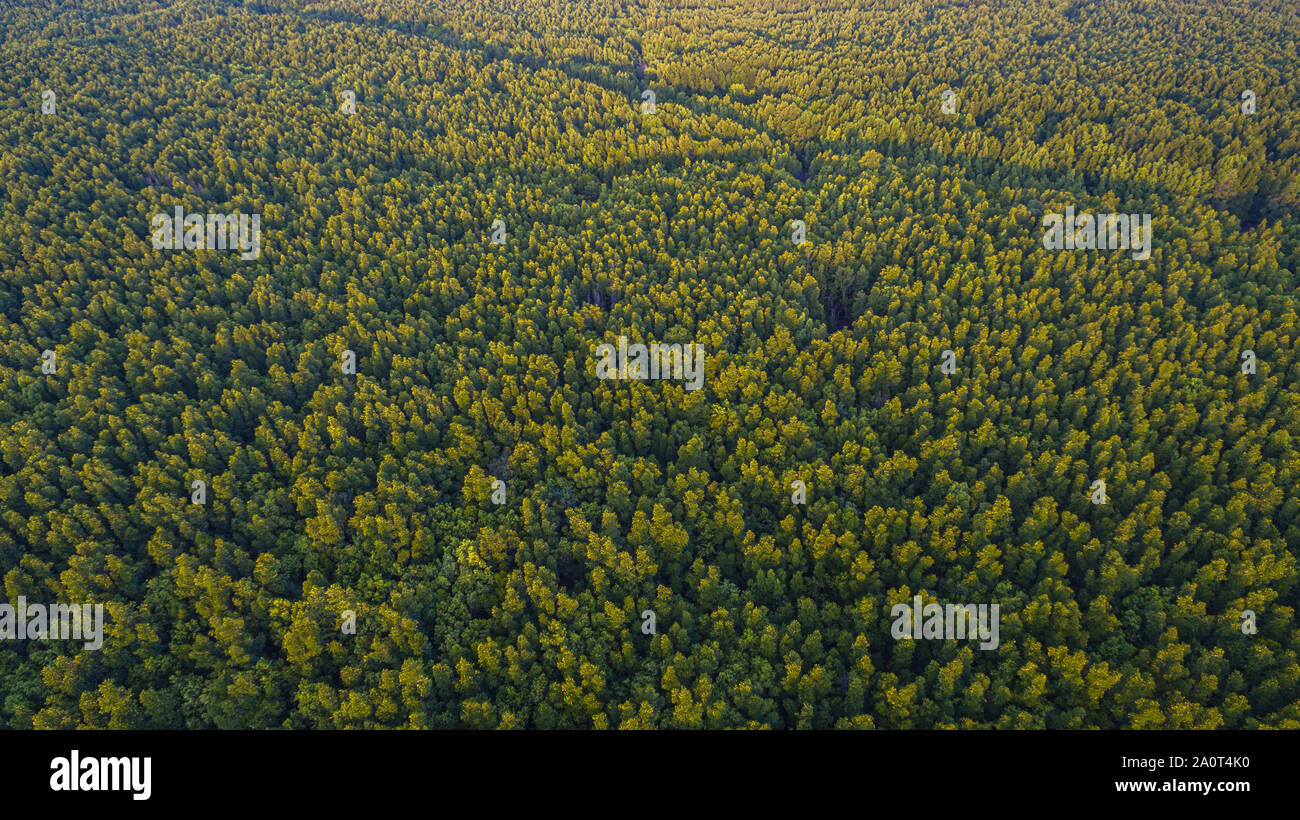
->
left=0, top=0, right=1297, bottom=729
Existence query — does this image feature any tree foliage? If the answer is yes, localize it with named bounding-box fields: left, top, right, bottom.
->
left=0, top=0, right=1297, bottom=729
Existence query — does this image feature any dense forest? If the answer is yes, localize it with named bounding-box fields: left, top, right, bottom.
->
left=1, top=0, right=1298, bottom=729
